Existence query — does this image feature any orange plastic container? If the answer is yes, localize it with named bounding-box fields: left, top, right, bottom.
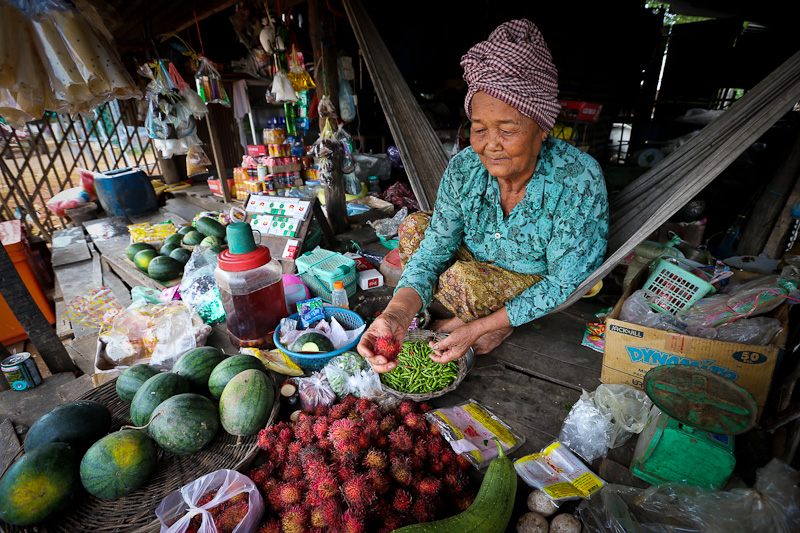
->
left=0, top=221, right=56, bottom=345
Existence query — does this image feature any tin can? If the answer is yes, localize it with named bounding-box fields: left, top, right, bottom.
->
left=2, top=353, right=42, bottom=391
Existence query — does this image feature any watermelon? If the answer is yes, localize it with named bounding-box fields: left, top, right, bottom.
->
left=79, top=429, right=158, bottom=499
left=159, top=242, right=181, bottom=256
left=290, top=332, right=335, bottom=353
left=195, top=216, right=226, bottom=239
left=177, top=225, right=194, bottom=236
left=126, top=242, right=155, bottom=261
left=172, top=347, right=226, bottom=394
left=182, top=230, right=204, bottom=246
left=129, top=372, right=190, bottom=428
left=164, top=233, right=184, bottom=246
left=24, top=400, right=112, bottom=453
left=207, top=354, right=266, bottom=400
left=116, top=364, right=161, bottom=403
left=148, top=393, right=219, bottom=455
left=147, top=255, right=183, bottom=281
left=0, top=442, right=81, bottom=526
left=169, top=247, right=192, bottom=265
left=219, top=369, right=274, bottom=436
left=133, top=249, right=159, bottom=272
left=199, top=236, right=223, bottom=252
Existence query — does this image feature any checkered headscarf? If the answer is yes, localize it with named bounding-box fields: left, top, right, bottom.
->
left=461, top=19, right=559, bottom=132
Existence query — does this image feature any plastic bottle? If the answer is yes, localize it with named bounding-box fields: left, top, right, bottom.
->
left=331, top=280, right=349, bottom=309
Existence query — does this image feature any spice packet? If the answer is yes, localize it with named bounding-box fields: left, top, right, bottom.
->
left=297, top=296, right=326, bottom=328
left=514, top=441, right=606, bottom=502
left=581, top=322, right=605, bottom=353
left=426, top=399, right=525, bottom=469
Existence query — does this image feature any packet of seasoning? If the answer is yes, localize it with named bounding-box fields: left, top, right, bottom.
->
left=298, top=296, right=326, bottom=328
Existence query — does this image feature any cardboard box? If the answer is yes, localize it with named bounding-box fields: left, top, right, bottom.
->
left=602, top=271, right=788, bottom=414
left=358, top=269, right=384, bottom=290
left=208, top=179, right=235, bottom=197
left=247, top=145, right=268, bottom=156
left=558, top=99, right=602, bottom=122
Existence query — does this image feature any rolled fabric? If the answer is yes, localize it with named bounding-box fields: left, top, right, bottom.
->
left=461, top=19, right=560, bottom=132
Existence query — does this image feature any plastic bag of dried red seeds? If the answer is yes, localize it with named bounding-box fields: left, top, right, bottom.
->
left=155, top=469, right=264, bottom=533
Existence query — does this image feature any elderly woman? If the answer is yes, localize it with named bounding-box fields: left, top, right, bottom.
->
left=358, top=19, right=609, bottom=372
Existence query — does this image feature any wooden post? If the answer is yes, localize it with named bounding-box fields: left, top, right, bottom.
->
left=308, top=0, right=340, bottom=122
left=0, top=244, right=74, bottom=374
left=157, top=153, right=183, bottom=185
left=326, top=148, right=349, bottom=235
left=205, top=112, right=231, bottom=203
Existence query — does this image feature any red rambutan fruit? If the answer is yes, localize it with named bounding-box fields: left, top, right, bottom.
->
left=303, top=458, right=330, bottom=481
left=398, top=399, right=418, bottom=418
left=311, top=472, right=339, bottom=501
left=246, top=465, right=270, bottom=486
left=439, top=448, right=457, bottom=466
left=403, top=412, right=427, bottom=434
left=314, top=404, right=330, bottom=417
left=294, top=419, right=315, bottom=444
left=390, top=457, right=413, bottom=486
left=257, top=518, right=281, bottom=533
left=374, top=434, right=388, bottom=448
left=363, top=448, right=388, bottom=470
left=383, top=513, right=405, bottom=531
left=373, top=334, right=401, bottom=360
left=411, top=498, right=435, bottom=523
left=329, top=402, right=350, bottom=420
left=388, top=426, right=414, bottom=453
left=356, top=432, right=372, bottom=451
left=366, top=469, right=392, bottom=495
left=280, top=505, right=308, bottom=533
left=278, top=427, right=294, bottom=443
left=312, top=417, right=331, bottom=440
left=281, top=461, right=305, bottom=482
left=342, top=509, right=366, bottom=533
left=378, top=415, right=397, bottom=434
left=455, top=454, right=472, bottom=472
left=363, top=407, right=383, bottom=425
left=257, top=429, right=275, bottom=451
left=416, top=477, right=443, bottom=499
left=337, top=462, right=357, bottom=484
left=407, top=454, right=424, bottom=471
left=341, top=394, right=359, bottom=408
left=412, top=440, right=428, bottom=461
left=392, top=489, right=413, bottom=513
left=341, top=473, right=376, bottom=509
left=355, top=396, right=375, bottom=413
left=214, top=499, right=249, bottom=533
left=276, top=481, right=303, bottom=508
left=443, top=472, right=469, bottom=494
left=427, top=434, right=444, bottom=454
left=428, top=458, right=445, bottom=474
left=328, top=418, right=359, bottom=443
left=418, top=402, right=433, bottom=413
left=452, top=491, right=476, bottom=512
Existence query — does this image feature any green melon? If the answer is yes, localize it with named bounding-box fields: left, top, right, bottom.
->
left=24, top=400, right=112, bottom=453
left=129, top=372, right=190, bottom=429
left=195, top=217, right=226, bottom=239
left=177, top=225, right=194, bottom=236
left=133, top=249, right=159, bottom=272
left=147, top=255, right=183, bottom=281
left=169, top=247, right=192, bottom=265
left=116, top=364, right=161, bottom=403
left=148, top=393, right=219, bottom=455
left=182, top=230, right=204, bottom=246
left=126, top=242, right=156, bottom=262
left=290, top=332, right=335, bottom=353
left=219, top=369, right=274, bottom=436
left=79, top=429, right=157, bottom=499
left=0, top=442, right=81, bottom=526
left=199, top=236, right=223, bottom=252
left=164, top=233, right=185, bottom=245
left=172, top=346, right=226, bottom=395
left=159, top=242, right=181, bottom=256
left=207, top=354, right=266, bottom=400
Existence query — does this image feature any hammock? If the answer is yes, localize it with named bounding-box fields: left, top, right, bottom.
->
left=343, top=0, right=800, bottom=311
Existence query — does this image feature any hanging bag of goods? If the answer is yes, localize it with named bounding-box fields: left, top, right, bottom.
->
left=286, top=44, right=315, bottom=92
left=195, top=56, right=230, bottom=107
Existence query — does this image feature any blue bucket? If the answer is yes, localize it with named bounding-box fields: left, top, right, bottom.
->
left=94, top=167, right=158, bottom=217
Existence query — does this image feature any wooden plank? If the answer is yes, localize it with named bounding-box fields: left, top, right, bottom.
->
left=50, top=226, right=91, bottom=266
left=127, top=208, right=189, bottom=227
left=65, top=335, right=99, bottom=377
left=83, top=216, right=131, bottom=241
left=162, top=197, right=209, bottom=225
left=102, top=260, right=132, bottom=309
left=24, top=341, right=53, bottom=379
left=0, top=418, right=22, bottom=477
left=0, top=372, right=79, bottom=429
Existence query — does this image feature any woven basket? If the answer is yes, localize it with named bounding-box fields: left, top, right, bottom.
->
left=273, top=307, right=366, bottom=371
left=379, top=329, right=475, bottom=401
left=0, top=373, right=280, bottom=533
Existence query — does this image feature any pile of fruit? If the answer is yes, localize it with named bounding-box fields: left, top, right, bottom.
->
left=0, top=346, right=273, bottom=528
left=124, top=216, right=228, bottom=282
left=245, top=395, right=479, bottom=532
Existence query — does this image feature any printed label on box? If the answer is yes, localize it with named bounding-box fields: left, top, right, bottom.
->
left=283, top=239, right=300, bottom=259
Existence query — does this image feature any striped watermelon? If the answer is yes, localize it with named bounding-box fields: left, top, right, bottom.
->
left=129, top=373, right=190, bottom=429
left=116, top=364, right=161, bottom=403
left=148, top=393, right=219, bottom=455
left=219, top=370, right=274, bottom=437
left=207, top=354, right=266, bottom=400
left=79, top=429, right=157, bottom=499
left=172, top=347, right=226, bottom=395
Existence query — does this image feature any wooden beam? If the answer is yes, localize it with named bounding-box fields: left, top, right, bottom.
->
left=0, top=244, right=75, bottom=374
left=205, top=113, right=231, bottom=203
left=159, top=1, right=239, bottom=40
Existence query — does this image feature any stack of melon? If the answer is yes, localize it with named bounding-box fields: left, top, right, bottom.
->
left=0, top=347, right=274, bottom=528
left=124, top=217, right=227, bottom=283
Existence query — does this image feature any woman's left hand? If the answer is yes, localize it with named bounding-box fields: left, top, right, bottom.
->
left=429, top=323, right=481, bottom=363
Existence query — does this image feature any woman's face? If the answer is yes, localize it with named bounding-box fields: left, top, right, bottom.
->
left=470, top=91, right=548, bottom=183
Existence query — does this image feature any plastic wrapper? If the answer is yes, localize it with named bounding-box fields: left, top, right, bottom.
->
left=156, top=469, right=264, bottom=533
left=179, top=246, right=226, bottom=325
left=620, top=289, right=685, bottom=333
left=318, top=94, right=337, bottom=118
left=286, top=45, right=315, bottom=91
left=168, top=63, right=207, bottom=120
left=515, top=441, right=606, bottom=502
left=338, top=57, right=356, bottom=123
left=427, top=399, right=525, bottom=469
left=270, top=71, right=297, bottom=104
left=45, top=186, right=90, bottom=217
left=380, top=181, right=420, bottom=211
left=623, top=237, right=684, bottom=288
left=560, top=385, right=653, bottom=463
left=296, top=372, right=337, bottom=412
left=195, top=56, right=230, bottom=107
left=679, top=267, right=799, bottom=328
left=367, top=207, right=408, bottom=240
left=684, top=316, right=784, bottom=345
left=141, top=61, right=202, bottom=157
left=277, top=316, right=365, bottom=352
left=578, top=458, right=800, bottom=533
left=65, top=286, right=123, bottom=329
left=323, top=351, right=382, bottom=399
left=186, top=145, right=213, bottom=177
left=353, top=153, right=391, bottom=181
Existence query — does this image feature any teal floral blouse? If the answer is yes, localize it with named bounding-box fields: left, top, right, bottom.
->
left=397, top=136, right=609, bottom=327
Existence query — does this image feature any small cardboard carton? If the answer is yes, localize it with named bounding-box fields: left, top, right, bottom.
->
left=602, top=269, right=788, bottom=414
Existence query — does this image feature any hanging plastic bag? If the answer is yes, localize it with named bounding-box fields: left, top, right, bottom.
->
left=169, top=62, right=207, bottom=119
left=338, top=56, right=356, bottom=123
left=155, top=469, right=265, bottom=533
left=259, top=17, right=275, bottom=54
left=194, top=56, right=230, bottom=107
left=186, top=145, right=213, bottom=177
left=270, top=70, right=297, bottom=104
left=286, top=45, right=315, bottom=92
left=179, top=246, right=226, bottom=325
left=318, top=94, right=337, bottom=118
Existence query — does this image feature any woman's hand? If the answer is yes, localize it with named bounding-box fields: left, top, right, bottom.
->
left=429, top=323, right=481, bottom=363
left=357, top=288, right=422, bottom=373
left=430, top=308, right=514, bottom=362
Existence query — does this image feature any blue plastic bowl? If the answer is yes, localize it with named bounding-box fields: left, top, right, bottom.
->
left=273, top=307, right=366, bottom=371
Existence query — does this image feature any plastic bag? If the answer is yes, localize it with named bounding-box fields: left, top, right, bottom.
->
left=338, top=57, right=356, bottom=123
left=427, top=399, right=525, bottom=469
left=620, top=289, right=685, bottom=333
left=179, top=246, right=226, bottom=325
left=323, top=351, right=382, bottom=399
left=286, top=45, right=315, bottom=92
left=367, top=207, right=407, bottom=240
left=270, top=71, right=297, bottom=104
left=558, top=398, right=612, bottom=463
left=155, top=469, right=264, bottom=533
left=353, top=153, right=391, bottom=181
left=195, top=56, right=230, bottom=107
left=514, top=441, right=606, bottom=502
left=685, top=316, right=784, bottom=345
left=578, top=458, right=800, bottom=533
left=295, top=372, right=337, bottom=412
left=278, top=316, right=365, bottom=352
left=186, top=145, right=213, bottom=177
left=318, top=94, right=337, bottom=118
left=46, top=186, right=90, bottom=217
left=380, top=181, right=420, bottom=211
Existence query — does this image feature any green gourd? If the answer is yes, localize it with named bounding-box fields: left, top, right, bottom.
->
left=392, top=440, right=517, bottom=533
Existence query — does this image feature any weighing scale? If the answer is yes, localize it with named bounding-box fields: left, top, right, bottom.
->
left=630, top=364, right=758, bottom=488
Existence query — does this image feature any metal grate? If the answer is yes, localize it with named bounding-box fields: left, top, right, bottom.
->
left=0, top=99, right=160, bottom=242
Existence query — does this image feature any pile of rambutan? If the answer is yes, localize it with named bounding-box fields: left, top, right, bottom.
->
left=247, top=395, right=476, bottom=533
left=178, top=489, right=250, bottom=533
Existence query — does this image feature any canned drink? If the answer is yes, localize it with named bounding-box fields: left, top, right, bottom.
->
left=2, top=353, right=42, bottom=391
